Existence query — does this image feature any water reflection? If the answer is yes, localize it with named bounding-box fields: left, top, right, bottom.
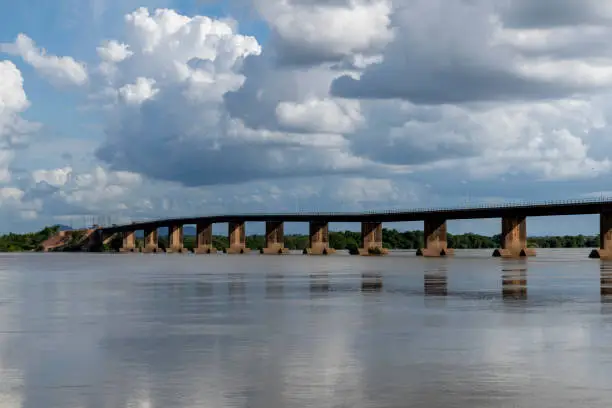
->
left=601, top=263, right=612, bottom=297
left=361, top=273, right=383, bottom=293
left=601, top=263, right=612, bottom=317
left=194, top=281, right=214, bottom=298
left=265, top=273, right=284, bottom=299
left=424, top=268, right=448, bottom=297
left=309, top=273, right=329, bottom=297
left=501, top=264, right=528, bottom=301
left=2, top=253, right=612, bottom=407
left=228, top=273, right=246, bottom=301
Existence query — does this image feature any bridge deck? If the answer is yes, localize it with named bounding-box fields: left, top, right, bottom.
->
left=100, top=199, right=612, bottom=233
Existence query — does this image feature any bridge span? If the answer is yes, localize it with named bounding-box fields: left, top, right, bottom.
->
left=96, top=198, right=612, bottom=258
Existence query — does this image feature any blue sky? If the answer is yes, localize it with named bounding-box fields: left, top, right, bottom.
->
left=1, top=0, right=612, bottom=236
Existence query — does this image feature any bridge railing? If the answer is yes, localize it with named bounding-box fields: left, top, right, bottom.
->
left=103, top=196, right=612, bottom=228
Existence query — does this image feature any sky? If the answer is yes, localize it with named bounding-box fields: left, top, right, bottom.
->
left=0, top=0, right=612, bottom=235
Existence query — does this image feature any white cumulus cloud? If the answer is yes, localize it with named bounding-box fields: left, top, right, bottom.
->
left=97, top=40, right=134, bottom=63
left=276, top=98, right=363, bottom=134
left=0, top=34, right=88, bottom=87
left=0, top=60, right=38, bottom=184
left=86, top=7, right=391, bottom=187
left=118, top=77, right=159, bottom=105
left=256, top=0, right=394, bottom=66
left=32, top=167, right=73, bottom=187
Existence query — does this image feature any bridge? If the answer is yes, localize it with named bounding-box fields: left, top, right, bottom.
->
left=96, top=198, right=612, bottom=259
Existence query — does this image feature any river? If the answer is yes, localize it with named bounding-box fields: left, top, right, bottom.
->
left=0, top=250, right=611, bottom=407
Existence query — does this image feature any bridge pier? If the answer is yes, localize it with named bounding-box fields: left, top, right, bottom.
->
left=417, top=218, right=453, bottom=257
left=167, top=224, right=185, bottom=253
left=120, top=231, right=136, bottom=252
left=493, top=216, right=535, bottom=258
left=86, top=229, right=104, bottom=252
left=96, top=229, right=117, bottom=251
left=590, top=212, right=612, bottom=259
left=305, top=221, right=335, bottom=255
left=194, top=222, right=215, bottom=254
left=359, top=222, right=387, bottom=255
left=226, top=221, right=249, bottom=254
left=262, top=221, right=289, bottom=254
left=143, top=227, right=160, bottom=253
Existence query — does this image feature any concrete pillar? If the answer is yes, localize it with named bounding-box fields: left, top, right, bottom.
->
left=194, top=222, right=215, bottom=254
left=417, top=218, right=454, bottom=257
left=262, top=221, right=289, bottom=254
left=226, top=221, right=249, bottom=254
left=305, top=221, right=335, bottom=255
left=120, top=231, right=136, bottom=252
left=85, top=229, right=103, bottom=252
left=167, top=224, right=184, bottom=253
left=143, top=227, right=159, bottom=253
left=590, top=212, right=612, bottom=259
left=359, top=222, right=387, bottom=255
left=493, top=216, right=535, bottom=258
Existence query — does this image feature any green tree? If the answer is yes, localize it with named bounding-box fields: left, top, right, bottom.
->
left=329, top=232, right=347, bottom=250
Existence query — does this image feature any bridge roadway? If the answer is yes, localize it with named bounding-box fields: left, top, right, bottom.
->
left=97, top=198, right=612, bottom=259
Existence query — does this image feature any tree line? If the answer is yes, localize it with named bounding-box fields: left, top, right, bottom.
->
left=0, top=226, right=60, bottom=252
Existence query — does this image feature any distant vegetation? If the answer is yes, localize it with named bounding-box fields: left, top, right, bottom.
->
left=0, top=226, right=602, bottom=253
left=0, top=225, right=61, bottom=252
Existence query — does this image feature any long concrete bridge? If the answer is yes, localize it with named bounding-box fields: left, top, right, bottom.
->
left=96, top=198, right=612, bottom=259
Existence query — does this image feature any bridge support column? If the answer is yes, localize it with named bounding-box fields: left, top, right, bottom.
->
left=359, top=222, right=387, bottom=255
left=226, top=221, right=249, bottom=254
left=194, top=222, right=215, bottom=254
left=417, top=218, right=454, bottom=257
left=262, top=221, right=289, bottom=254
left=493, top=216, right=535, bottom=258
left=305, top=221, right=335, bottom=255
left=86, top=229, right=104, bottom=252
left=143, top=228, right=159, bottom=253
left=120, top=231, right=137, bottom=253
left=167, top=224, right=184, bottom=253
left=590, top=212, right=612, bottom=259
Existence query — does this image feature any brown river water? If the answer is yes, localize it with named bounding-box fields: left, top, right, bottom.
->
left=0, top=250, right=611, bottom=407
